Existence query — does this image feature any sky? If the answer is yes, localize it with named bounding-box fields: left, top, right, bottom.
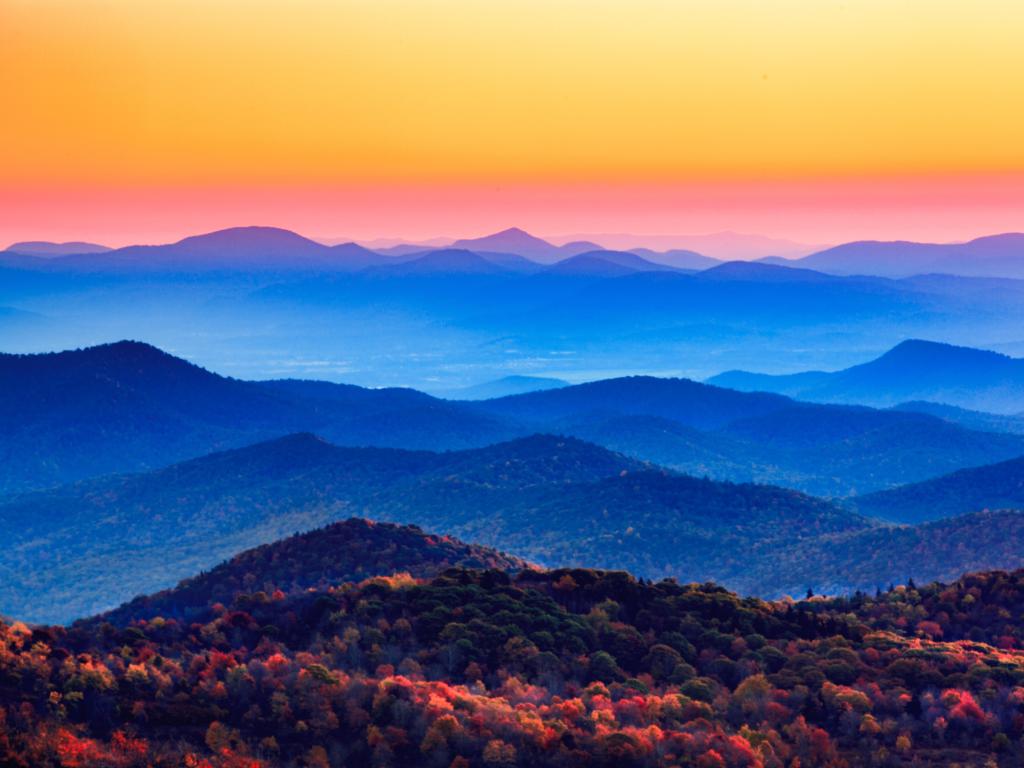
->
left=2, top=0, right=1023, bottom=248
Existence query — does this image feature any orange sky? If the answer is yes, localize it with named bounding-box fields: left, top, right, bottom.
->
left=2, top=0, right=1023, bottom=246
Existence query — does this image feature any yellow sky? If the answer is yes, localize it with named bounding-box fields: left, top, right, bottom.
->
left=3, top=0, right=1024, bottom=188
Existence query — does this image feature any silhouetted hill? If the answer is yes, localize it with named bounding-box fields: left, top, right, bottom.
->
left=791, top=232, right=1024, bottom=278
left=372, top=248, right=512, bottom=274
left=696, top=260, right=837, bottom=283
left=546, top=250, right=676, bottom=276
left=97, top=518, right=529, bottom=625
left=557, top=409, right=1024, bottom=496
left=471, top=375, right=794, bottom=430
left=55, top=226, right=390, bottom=271
left=0, top=342, right=524, bottom=492
left=0, top=433, right=640, bottom=622
left=6, top=341, right=1024, bottom=497
left=710, top=339, right=1024, bottom=412
left=0, top=340, right=317, bottom=491
left=855, top=455, right=1024, bottom=523
left=467, top=377, right=1024, bottom=494
left=450, top=227, right=564, bottom=261
left=4, top=240, right=111, bottom=256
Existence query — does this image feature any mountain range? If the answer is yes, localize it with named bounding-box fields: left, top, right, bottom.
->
left=8, top=226, right=1024, bottom=392
left=709, top=338, right=1024, bottom=413
left=3, top=240, right=112, bottom=257
left=766, top=232, right=1024, bottom=278
left=854, top=453, right=1024, bottom=524
left=0, top=340, right=1019, bottom=499
left=7, top=424, right=1024, bottom=624
left=0, top=433, right=641, bottom=622
left=4, top=340, right=1024, bottom=499
left=10, top=227, right=1024, bottom=278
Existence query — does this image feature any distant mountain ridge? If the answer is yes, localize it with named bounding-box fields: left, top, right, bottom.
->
left=4, top=240, right=111, bottom=256
left=777, top=233, right=1024, bottom=278
left=709, top=339, right=1024, bottom=413
left=450, top=227, right=601, bottom=263
left=35, top=226, right=392, bottom=271
left=855, top=454, right=1024, bottom=524
left=5, top=340, right=1024, bottom=497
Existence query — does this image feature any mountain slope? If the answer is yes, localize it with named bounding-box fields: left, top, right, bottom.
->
left=371, top=248, right=513, bottom=274
left=375, top=470, right=872, bottom=587
left=0, top=341, right=520, bottom=492
left=96, top=517, right=529, bottom=625
left=4, top=240, right=111, bottom=256
left=468, top=377, right=1024, bottom=494
left=760, top=509, right=1024, bottom=597
left=546, top=250, right=677, bottom=276
left=9, top=561, right=1024, bottom=765
left=450, top=227, right=563, bottom=261
left=789, top=233, right=1024, bottom=278
left=0, top=434, right=640, bottom=622
left=53, top=226, right=390, bottom=271
left=855, top=455, right=1024, bottom=523
left=709, top=339, right=1024, bottom=413
left=470, top=375, right=795, bottom=430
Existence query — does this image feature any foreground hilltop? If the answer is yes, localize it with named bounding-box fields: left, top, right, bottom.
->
left=95, top=517, right=530, bottom=626
left=6, top=560, right=1024, bottom=766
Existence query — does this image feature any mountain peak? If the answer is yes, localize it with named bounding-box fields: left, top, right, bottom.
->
left=880, top=339, right=1011, bottom=365
left=451, top=228, right=561, bottom=261
left=173, top=226, right=326, bottom=253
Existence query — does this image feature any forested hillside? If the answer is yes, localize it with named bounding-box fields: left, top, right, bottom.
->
left=5, top=565, right=1024, bottom=766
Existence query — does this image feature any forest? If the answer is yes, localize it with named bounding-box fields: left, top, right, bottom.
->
left=4, top=544, right=1024, bottom=766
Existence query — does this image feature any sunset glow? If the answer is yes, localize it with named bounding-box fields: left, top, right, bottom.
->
left=3, top=0, right=1023, bottom=244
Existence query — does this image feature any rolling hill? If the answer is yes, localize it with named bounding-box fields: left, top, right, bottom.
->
left=0, top=340, right=518, bottom=492
left=5, top=340, right=1024, bottom=497
left=449, top=227, right=585, bottom=262
left=7, top=558, right=1024, bottom=765
left=709, top=339, right=1024, bottom=413
left=95, top=517, right=530, bottom=626
left=780, top=232, right=1024, bottom=278
left=10, top=426, right=1024, bottom=624
left=470, top=375, right=795, bottom=429
left=471, top=376, right=1024, bottom=495
left=4, top=240, right=111, bottom=256
left=854, top=454, right=1024, bottom=523
left=49, top=226, right=391, bottom=271
left=0, top=433, right=642, bottom=622
left=757, top=509, right=1024, bottom=597
left=546, top=250, right=678, bottom=276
